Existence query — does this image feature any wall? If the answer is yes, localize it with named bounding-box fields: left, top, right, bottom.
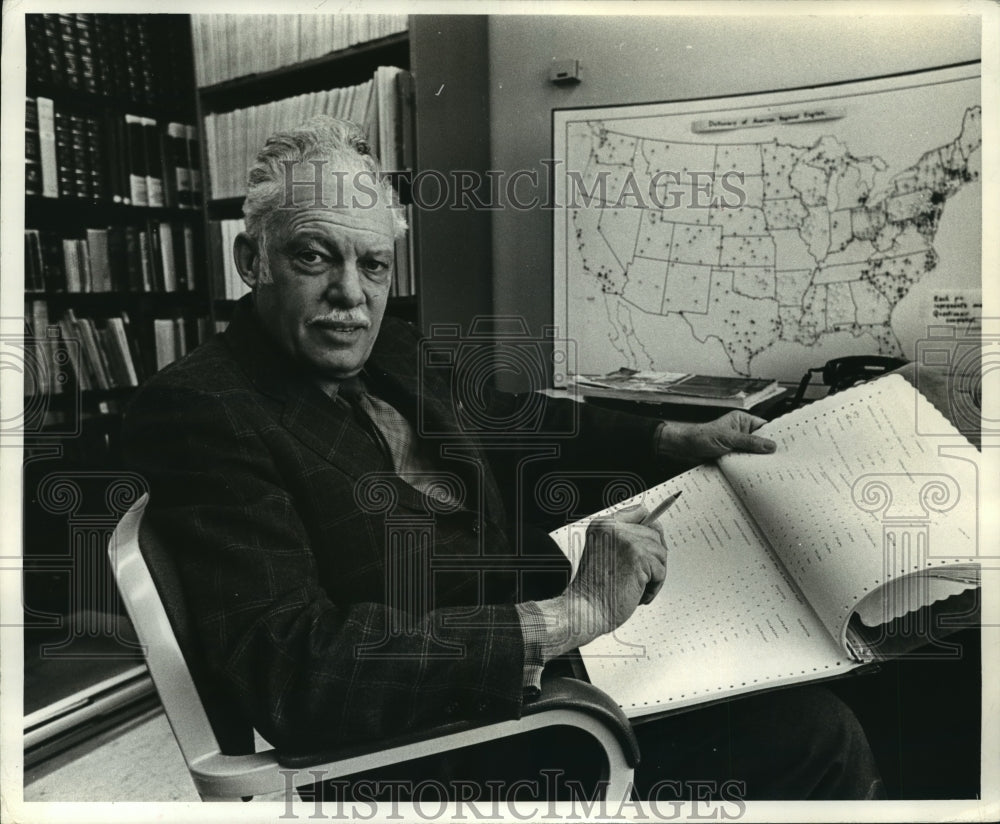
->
left=487, top=13, right=981, bottom=350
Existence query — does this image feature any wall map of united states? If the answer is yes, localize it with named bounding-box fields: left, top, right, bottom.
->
left=570, top=107, right=980, bottom=376
left=555, top=67, right=982, bottom=381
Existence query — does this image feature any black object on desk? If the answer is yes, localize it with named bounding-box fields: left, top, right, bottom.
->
left=788, top=356, right=908, bottom=410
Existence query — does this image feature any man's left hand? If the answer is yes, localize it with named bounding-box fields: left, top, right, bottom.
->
left=654, top=411, right=777, bottom=462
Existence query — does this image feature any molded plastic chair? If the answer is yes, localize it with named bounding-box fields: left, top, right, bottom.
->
left=108, top=493, right=639, bottom=802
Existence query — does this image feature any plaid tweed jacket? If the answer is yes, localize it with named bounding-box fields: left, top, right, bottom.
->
left=122, top=296, right=662, bottom=754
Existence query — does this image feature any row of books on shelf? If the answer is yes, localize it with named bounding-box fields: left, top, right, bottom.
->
left=191, top=14, right=408, bottom=87
left=25, top=222, right=200, bottom=294
left=207, top=218, right=415, bottom=299
left=26, top=13, right=192, bottom=107
left=203, top=66, right=411, bottom=200
left=26, top=96, right=201, bottom=207
left=25, top=302, right=213, bottom=394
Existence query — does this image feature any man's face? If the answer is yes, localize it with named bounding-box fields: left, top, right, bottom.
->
left=252, top=195, right=396, bottom=388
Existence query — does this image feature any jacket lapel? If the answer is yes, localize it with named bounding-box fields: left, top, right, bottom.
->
left=366, top=321, right=509, bottom=525
left=222, top=299, right=439, bottom=512
left=279, top=387, right=387, bottom=477
left=364, top=319, right=463, bottom=445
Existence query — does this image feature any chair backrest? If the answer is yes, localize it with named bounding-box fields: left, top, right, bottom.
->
left=107, top=494, right=229, bottom=767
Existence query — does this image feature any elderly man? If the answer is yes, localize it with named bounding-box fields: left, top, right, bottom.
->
left=122, top=116, right=882, bottom=800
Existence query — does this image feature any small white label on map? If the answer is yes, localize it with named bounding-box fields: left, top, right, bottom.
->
left=692, top=107, right=846, bottom=133
left=929, top=290, right=982, bottom=331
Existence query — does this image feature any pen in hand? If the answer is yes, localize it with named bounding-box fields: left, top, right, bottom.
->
left=641, top=490, right=682, bottom=526
left=637, top=490, right=681, bottom=605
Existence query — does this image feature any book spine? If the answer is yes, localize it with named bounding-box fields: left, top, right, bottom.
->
left=185, top=124, right=202, bottom=204
left=158, top=222, right=177, bottom=292
left=147, top=219, right=164, bottom=291
left=75, top=14, right=98, bottom=95
left=158, top=128, right=176, bottom=208
left=182, top=224, right=197, bottom=291
left=54, top=110, right=75, bottom=198
left=106, top=225, right=128, bottom=291
left=76, top=316, right=112, bottom=390
left=119, top=310, right=147, bottom=382
left=97, top=323, right=127, bottom=387
left=399, top=70, right=415, bottom=172
left=76, top=238, right=92, bottom=292
left=103, top=112, right=126, bottom=205
left=57, top=14, right=80, bottom=91
left=173, top=317, right=188, bottom=359
left=171, top=221, right=188, bottom=291
left=68, top=114, right=89, bottom=199
left=62, top=238, right=81, bottom=292
left=123, top=225, right=143, bottom=291
left=85, top=115, right=104, bottom=201
left=153, top=318, right=176, bottom=371
left=25, top=97, right=41, bottom=197
left=143, top=117, right=164, bottom=207
left=122, top=16, right=143, bottom=102
left=25, top=16, right=48, bottom=87
left=24, top=231, right=42, bottom=291
left=138, top=227, right=154, bottom=292
left=125, top=113, right=148, bottom=206
left=57, top=316, right=92, bottom=391
left=29, top=300, right=60, bottom=395
left=40, top=15, right=63, bottom=87
left=92, top=14, right=115, bottom=98
left=133, top=16, right=156, bottom=105
left=65, top=310, right=96, bottom=390
left=85, top=228, right=111, bottom=292
left=36, top=97, right=58, bottom=198
left=167, top=122, right=192, bottom=207
left=107, top=317, right=140, bottom=386
left=28, top=299, right=49, bottom=344
left=40, top=231, right=66, bottom=292
left=207, top=220, right=225, bottom=299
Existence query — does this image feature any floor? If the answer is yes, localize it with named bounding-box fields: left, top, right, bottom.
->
left=24, top=709, right=200, bottom=801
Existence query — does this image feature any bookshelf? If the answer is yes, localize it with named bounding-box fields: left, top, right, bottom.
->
left=22, top=13, right=209, bottom=763
left=24, top=14, right=210, bottom=428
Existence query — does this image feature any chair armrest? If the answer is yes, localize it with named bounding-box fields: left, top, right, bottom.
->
left=276, top=676, right=638, bottom=769
left=523, top=675, right=638, bottom=765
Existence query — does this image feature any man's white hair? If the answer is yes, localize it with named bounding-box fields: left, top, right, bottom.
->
left=242, top=115, right=408, bottom=245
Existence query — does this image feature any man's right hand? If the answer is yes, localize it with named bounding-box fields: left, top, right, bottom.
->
left=532, top=505, right=669, bottom=662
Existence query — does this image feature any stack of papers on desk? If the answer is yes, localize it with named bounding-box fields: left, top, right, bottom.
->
left=569, top=368, right=784, bottom=409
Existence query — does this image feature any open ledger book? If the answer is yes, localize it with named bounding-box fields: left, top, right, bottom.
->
left=549, top=375, right=981, bottom=720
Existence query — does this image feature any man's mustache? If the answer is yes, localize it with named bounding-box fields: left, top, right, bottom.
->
left=306, top=312, right=371, bottom=328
